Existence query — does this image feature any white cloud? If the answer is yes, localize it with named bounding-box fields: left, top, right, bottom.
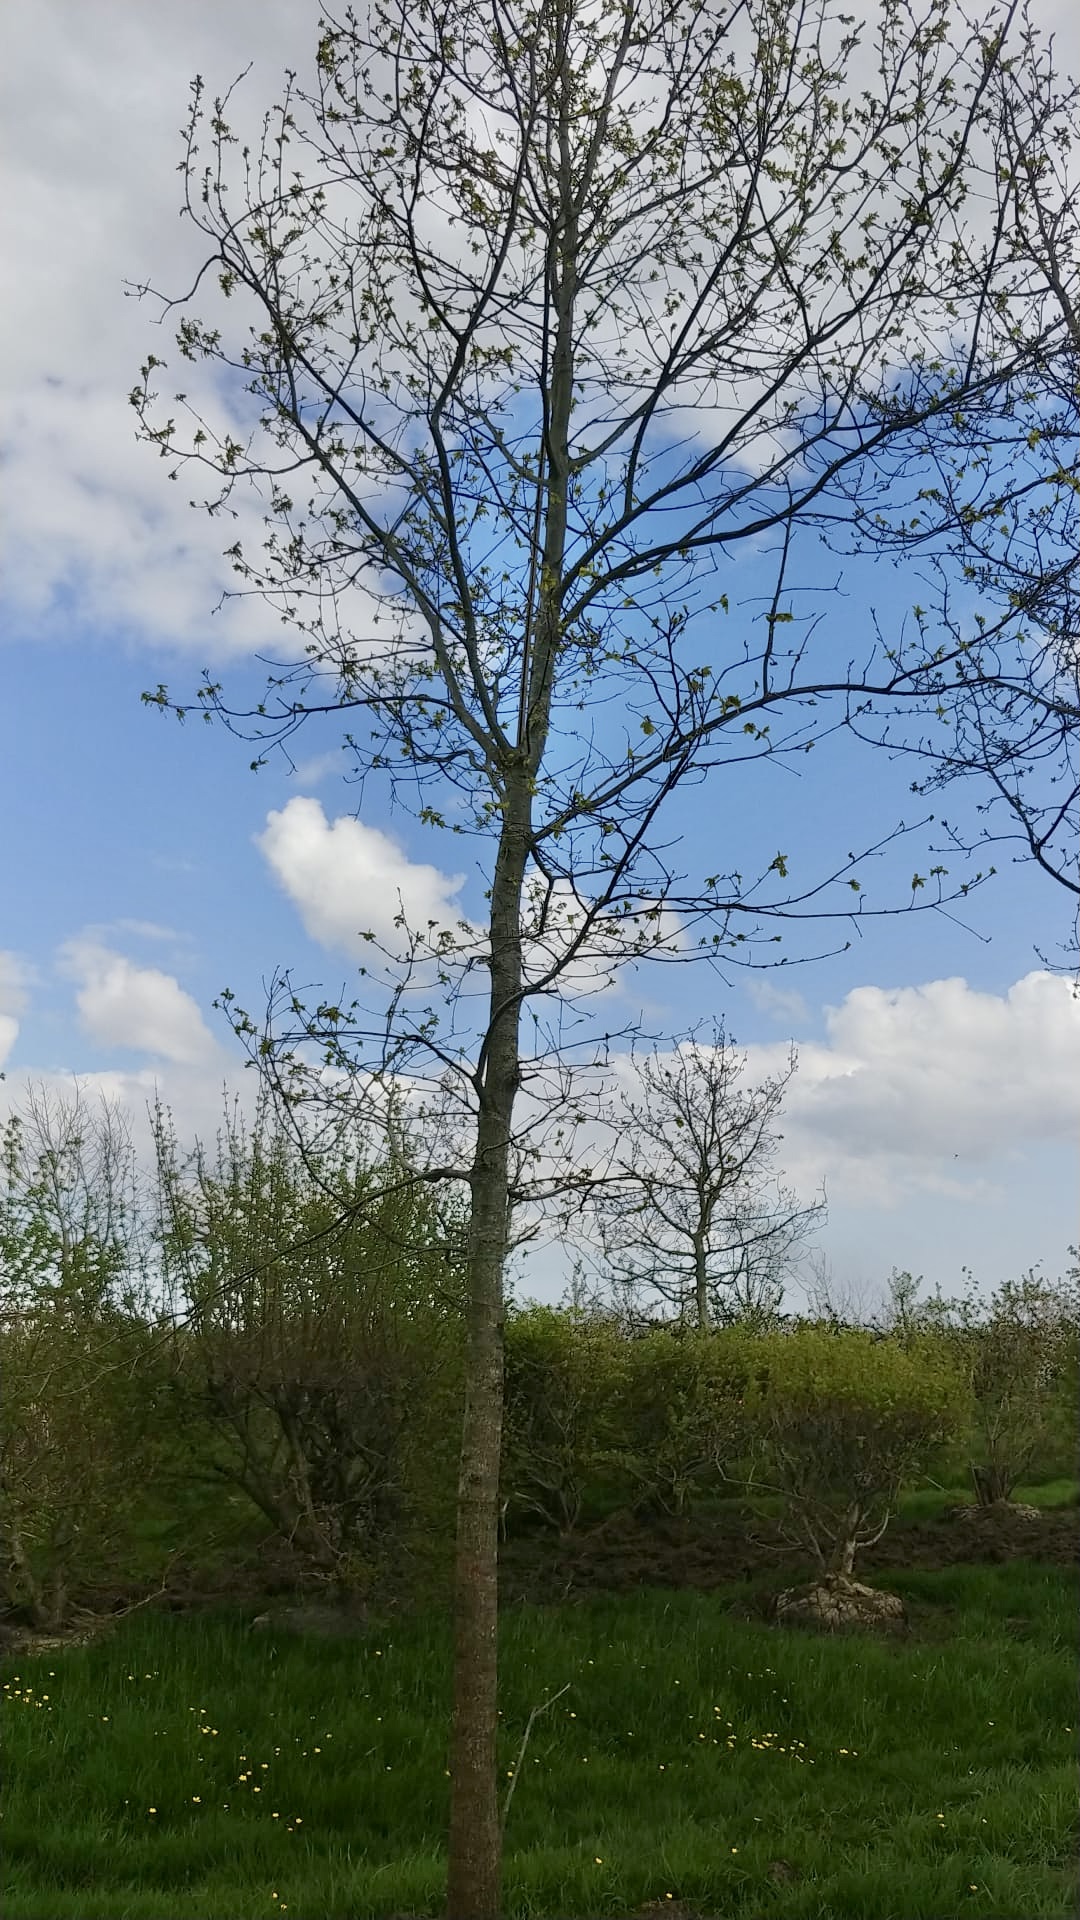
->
left=58, top=938, right=219, bottom=1066
left=744, top=979, right=810, bottom=1028
left=256, top=797, right=473, bottom=958
left=7, top=1, right=1077, bottom=656
left=749, top=971, right=1080, bottom=1207
left=257, top=798, right=685, bottom=995
left=0, top=951, right=32, bottom=1017
left=1, top=2, right=320, bottom=653
left=110, top=920, right=188, bottom=946
left=0, top=953, right=33, bottom=1069
left=287, top=750, right=350, bottom=788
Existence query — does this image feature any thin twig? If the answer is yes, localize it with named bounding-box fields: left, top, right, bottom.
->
left=501, top=1681, right=571, bottom=1829
left=71, top=1553, right=183, bottom=1630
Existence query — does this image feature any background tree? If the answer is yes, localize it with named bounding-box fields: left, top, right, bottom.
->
left=0, top=1090, right=159, bottom=1629
left=131, top=2, right=1068, bottom=1908
left=593, top=1025, right=821, bottom=1331
left=877, top=1265, right=1080, bottom=1503
left=153, top=1094, right=466, bottom=1602
left=0, top=1084, right=145, bottom=1320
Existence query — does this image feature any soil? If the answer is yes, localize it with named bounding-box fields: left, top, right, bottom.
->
left=497, top=1499, right=1080, bottom=1607
left=2, top=1499, right=1074, bottom=1657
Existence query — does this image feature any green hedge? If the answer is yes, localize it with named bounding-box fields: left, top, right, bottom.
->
left=740, top=1326, right=970, bottom=1574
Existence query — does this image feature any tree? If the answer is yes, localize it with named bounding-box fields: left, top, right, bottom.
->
left=744, top=1325, right=966, bottom=1580
left=881, top=1266, right=1080, bottom=1503
left=152, top=1093, right=467, bottom=1599
left=593, top=1024, right=821, bottom=1331
left=0, top=1089, right=158, bottom=1628
left=0, top=1083, right=145, bottom=1320
left=130, top=3, right=1067, bottom=1907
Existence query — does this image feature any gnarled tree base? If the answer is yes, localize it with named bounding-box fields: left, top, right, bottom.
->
left=945, top=1500, right=1045, bottom=1523
left=773, top=1573, right=907, bottom=1633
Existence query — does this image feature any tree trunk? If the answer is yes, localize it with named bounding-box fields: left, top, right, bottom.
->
left=693, top=1231, right=709, bottom=1332
left=971, top=1460, right=1012, bottom=1506
left=828, top=1506, right=860, bottom=1577
left=832, top=1536, right=858, bottom=1578
left=446, top=35, right=576, bottom=1900
left=4, top=1510, right=45, bottom=1625
left=446, top=791, right=529, bottom=1920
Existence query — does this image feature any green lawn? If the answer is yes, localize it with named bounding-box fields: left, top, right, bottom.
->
left=3, top=1553, right=1077, bottom=1919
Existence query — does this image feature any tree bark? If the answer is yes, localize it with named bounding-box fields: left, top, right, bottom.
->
left=971, top=1461, right=1011, bottom=1506
left=829, top=1506, right=861, bottom=1577
left=446, top=786, right=529, bottom=1920
left=693, top=1229, right=710, bottom=1332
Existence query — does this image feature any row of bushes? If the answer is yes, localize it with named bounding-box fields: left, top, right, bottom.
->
left=3, top=1277, right=1075, bottom=1628
left=2, top=1094, right=1076, bottom=1626
left=500, top=1297, right=1077, bottom=1564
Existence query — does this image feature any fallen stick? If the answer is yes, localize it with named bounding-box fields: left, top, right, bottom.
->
left=501, top=1681, right=571, bottom=1829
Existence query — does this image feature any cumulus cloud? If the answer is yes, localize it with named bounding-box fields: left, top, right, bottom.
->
left=0, top=951, right=32, bottom=1016
left=256, top=797, right=473, bottom=958
left=744, top=979, right=810, bottom=1028
left=257, top=797, right=685, bottom=996
left=2, top=2, right=319, bottom=653
left=749, top=971, right=1080, bottom=1206
left=0, top=953, right=33, bottom=1069
left=11, top=0, right=1078, bottom=660
left=58, top=938, right=219, bottom=1066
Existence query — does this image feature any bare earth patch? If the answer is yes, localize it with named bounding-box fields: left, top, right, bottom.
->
left=498, top=1498, right=1078, bottom=1607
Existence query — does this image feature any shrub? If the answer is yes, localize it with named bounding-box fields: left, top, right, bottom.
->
left=155, top=1097, right=466, bottom=1599
left=0, top=1301, right=165, bottom=1626
left=0, top=1096, right=163, bottom=1626
left=611, top=1324, right=753, bottom=1518
left=743, top=1326, right=968, bottom=1576
left=961, top=1274, right=1080, bottom=1502
left=881, top=1267, right=1080, bottom=1500
left=500, top=1304, right=626, bottom=1533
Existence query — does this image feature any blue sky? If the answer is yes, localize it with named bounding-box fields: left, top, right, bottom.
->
left=3, top=0, right=1078, bottom=1317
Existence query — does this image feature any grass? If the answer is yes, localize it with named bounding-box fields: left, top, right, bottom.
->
left=695, top=1475, right=1080, bottom=1528
left=3, top=1547, right=1077, bottom=1919
left=893, top=1478, right=1079, bottom=1524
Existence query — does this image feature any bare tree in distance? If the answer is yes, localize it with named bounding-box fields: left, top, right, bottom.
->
left=591, top=1026, right=822, bottom=1332
left=0, top=1083, right=146, bottom=1320
left=0, top=1087, right=156, bottom=1628
left=128, top=2, right=1074, bottom=1909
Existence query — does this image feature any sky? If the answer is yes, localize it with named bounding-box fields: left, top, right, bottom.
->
left=2, top=0, right=1078, bottom=1319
